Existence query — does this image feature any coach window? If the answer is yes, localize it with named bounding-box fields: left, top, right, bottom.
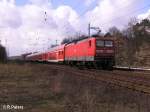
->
left=89, top=40, right=92, bottom=47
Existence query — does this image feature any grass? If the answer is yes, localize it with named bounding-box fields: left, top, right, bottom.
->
left=0, top=62, right=150, bottom=112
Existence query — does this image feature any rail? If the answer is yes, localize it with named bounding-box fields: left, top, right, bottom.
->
left=114, top=66, right=150, bottom=71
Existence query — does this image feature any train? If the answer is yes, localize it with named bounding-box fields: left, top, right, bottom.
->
left=25, top=36, right=115, bottom=69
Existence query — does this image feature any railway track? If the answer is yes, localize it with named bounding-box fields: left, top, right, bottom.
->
left=75, top=69, right=150, bottom=94
left=114, top=66, right=150, bottom=71
left=45, top=64, right=150, bottom=94
left=93, top=70, right=150, bottom=93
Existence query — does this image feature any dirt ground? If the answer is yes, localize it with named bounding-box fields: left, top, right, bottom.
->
left=0, top=63, right=150, bottom=112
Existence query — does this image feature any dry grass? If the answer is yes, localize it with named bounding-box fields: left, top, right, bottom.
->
left=0, top=63, right=150, bottom=112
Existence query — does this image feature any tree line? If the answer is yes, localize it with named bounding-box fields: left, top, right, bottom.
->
left=109, top=18, right=150, bottom=66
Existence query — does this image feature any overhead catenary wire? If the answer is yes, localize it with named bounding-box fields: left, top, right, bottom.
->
left=45, top=1, right=150, bottom=36
left=49, top=0, right=141, bottom=34
left=76, top=0, right=138, bottom=20
left=100, top=3, right=150, bottom=27
left=76, top=0, right=150, bottom=30
left=58, top=0, right=148, bottom=36
left=72, top=0, right=141, bottom=35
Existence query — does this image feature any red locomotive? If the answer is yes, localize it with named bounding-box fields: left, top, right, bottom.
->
left=26, top=36, right=115, bottom=69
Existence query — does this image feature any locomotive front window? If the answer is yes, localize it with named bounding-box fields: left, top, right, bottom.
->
left=96, top=40, right=104, bottom=47
left=105, top=41, right=113, bottom=47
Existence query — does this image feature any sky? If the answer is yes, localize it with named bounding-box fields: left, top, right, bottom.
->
left=0, top=0, right=150, bottom=56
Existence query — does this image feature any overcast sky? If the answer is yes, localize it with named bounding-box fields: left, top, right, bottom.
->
left=0, top=0, right=150, bottom=56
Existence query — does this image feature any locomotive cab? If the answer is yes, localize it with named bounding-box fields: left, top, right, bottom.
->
left=95, top=37, right=115, bottom=69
